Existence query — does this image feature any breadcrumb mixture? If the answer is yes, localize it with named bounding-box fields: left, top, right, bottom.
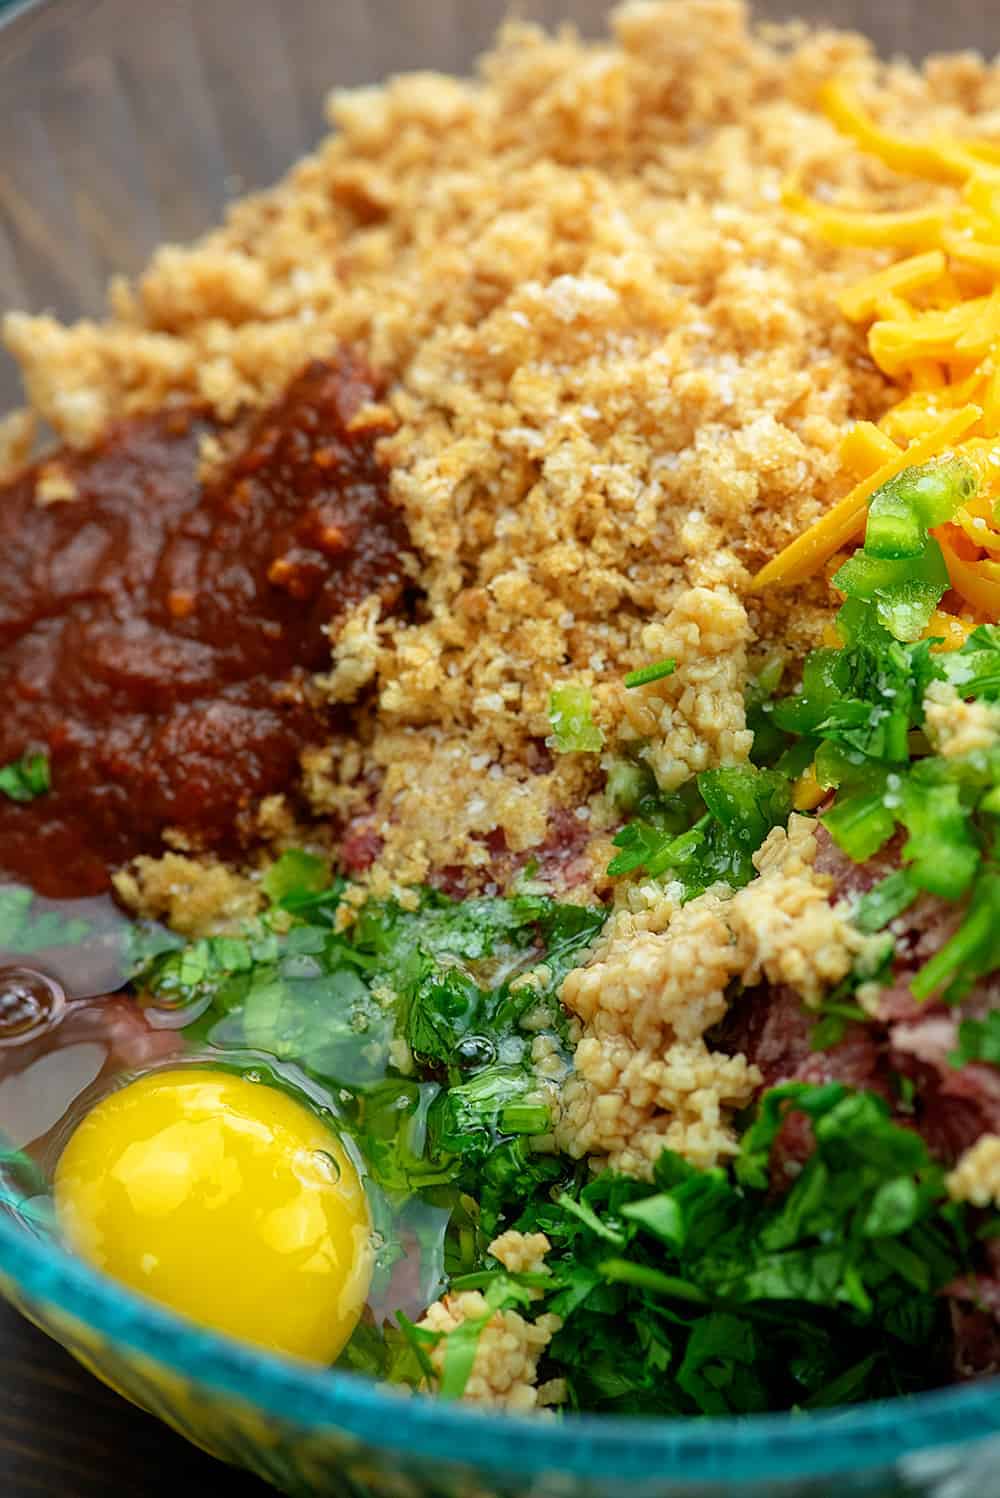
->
left=112, top=853, right=263, bottom=937
left=12, top=0, right=997, bottom=900
left=555, top=817, right=869, bottom=1176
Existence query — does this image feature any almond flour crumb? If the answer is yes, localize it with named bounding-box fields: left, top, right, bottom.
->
left=924, top=680, right=1000, bottom=759
left=555, top=816, right=872, bottom=1177
left=317, top=595, right=383, bottom=705
left=947, top=1135, right=1000, bottom=1207
left=0, top=407, right=35, bottom=481
left=414, top=1232, right=562, bottom=1408
left=112, top=853, right=263, bottom=936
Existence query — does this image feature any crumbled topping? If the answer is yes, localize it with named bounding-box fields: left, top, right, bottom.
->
left=488, top=1229, right=553, bottom=1277
left=318, top=595, right=383, bottom=705
left=947, top=1134, right=1000, bottom=1207
left=615, top=586, right=754, bottom=791
left=417, top=1289, right=563, bottom=1412
left=924, top=680, right=1000, bottom=759
left=112, top=853, right=262, bottom=936
left=0, top=407, right=35, bottom=482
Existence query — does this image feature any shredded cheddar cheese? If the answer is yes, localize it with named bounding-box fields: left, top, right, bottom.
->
left=756, top=81, right=1000, bottom=624
left=752, top=405, right=981, bottom=590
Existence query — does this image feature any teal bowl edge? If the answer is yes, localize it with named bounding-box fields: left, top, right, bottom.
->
left=1, top=1211, right=999, bottom=1486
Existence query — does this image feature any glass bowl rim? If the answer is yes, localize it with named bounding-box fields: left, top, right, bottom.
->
left=2, top=1210, right=999, bottom=1481
left=2, top=0, right=1000, bottom=1482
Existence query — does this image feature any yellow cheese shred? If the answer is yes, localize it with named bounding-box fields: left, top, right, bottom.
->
left=752, top=405, right=981, bottom=589
left=755, top=79, right=1000, bottom=621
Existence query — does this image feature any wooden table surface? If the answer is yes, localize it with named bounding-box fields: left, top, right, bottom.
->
left=0, top=1296, right=272, bottom=1496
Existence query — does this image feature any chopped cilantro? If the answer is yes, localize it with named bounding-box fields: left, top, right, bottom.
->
left=0, top=884, right=92, bottom=955
left=951, top=1012, right=1000, bottom=1068
left=0, top=750, right=50, bottom=803
left=940, top=623, right=1000, bottom=700
left=547, top=683, right=604, bottom=752
left=132, top=868, right=605, bottom=1214
left=624, top=657, right=676, bottom=689
left=608, top=763, right=791, bottom=895
left=750, top=511, right=1000, bottom=1006
left=427, top=1083, right=974, bottom=1412
left=260, top=849, right=336, bottom=913
left=853, top=869, right=920, bottom=933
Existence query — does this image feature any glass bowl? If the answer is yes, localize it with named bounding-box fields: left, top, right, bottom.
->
left=1, top=1, right=1000, bottom=1494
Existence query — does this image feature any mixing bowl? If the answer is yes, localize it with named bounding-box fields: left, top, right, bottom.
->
left=1, top=1, right=999, bottom=1493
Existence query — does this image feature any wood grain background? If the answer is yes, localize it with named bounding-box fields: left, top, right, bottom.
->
left=0, top=1299, right=271, bottom=1496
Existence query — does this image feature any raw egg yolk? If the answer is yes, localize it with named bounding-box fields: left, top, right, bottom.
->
left=54, top=1068, right=373, bottom=1364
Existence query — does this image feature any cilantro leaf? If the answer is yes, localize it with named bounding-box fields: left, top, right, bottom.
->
left=898, top=773, right=980, bottom=901
left=0, top=751, right=50, bottom=803
left=499, top=1082, right=970, bottom=1415
left=853, top=869, right=920, bottom=932
left=941, top=624, right=1000, bottom=701
left=624, top=658, right=676, bottom=689
left=608, top=764, right=791, bottom=894
left=951, top=1011, right=1000, bottom=1067
left=911, top=870, right=1000, bottom=1004
left=260, top=849, right=338, bottom=915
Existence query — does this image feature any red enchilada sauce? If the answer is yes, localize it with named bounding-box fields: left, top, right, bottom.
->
left=0, top=354, right=408, bottom=898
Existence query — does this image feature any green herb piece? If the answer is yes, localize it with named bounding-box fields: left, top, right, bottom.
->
left=941, top=623, right=1000, bottom=700
left=605, top=759, right=655, bottom=813
left=854, top=869, right=920, bottom=933
left=0, top=751, right=50, bottom=803
left=810, top=999, right=869, bottom=1053
left=260, top=849, right=333, bottom=912
left=0, top=884, right=93, bottom=955
left=951, top=1011, right=1000, bottom=1067
left=134, top=871, right=604, bottom=1234
left=459, top=1082, right=971, bottom=1415
left=911, top=870, right=1000, bottom=1004
left=624, top=658, right=677, bottom=689
left=898, top=776, right=980, bottom=901
left=406, top=968, right=483, bottom=1064
left=822, top=783, right=896, bottom=863
left=745, top=651, right=790, bottom=767
left=429, top=1066, right=550, bottom=1158
left=547, top=684, right=604, bottom=752
left=864, top=456, right=979, bottom=560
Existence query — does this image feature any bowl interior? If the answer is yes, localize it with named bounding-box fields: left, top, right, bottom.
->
left=2, top=0, right=1000, bottom=1490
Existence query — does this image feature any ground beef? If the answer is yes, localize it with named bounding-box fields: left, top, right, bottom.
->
left=719, top=823, right=1000, bottom=1355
